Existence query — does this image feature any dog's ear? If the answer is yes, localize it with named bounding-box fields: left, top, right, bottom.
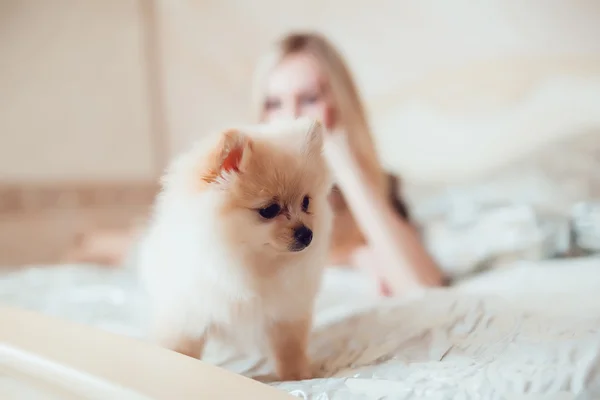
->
left=200, top=129, right=252, bottom=185
left=303, top=119, right=324, bottom=157
left=219, top=129, right=252, bottom=174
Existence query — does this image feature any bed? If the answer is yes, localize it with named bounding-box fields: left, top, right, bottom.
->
left=0, top=305, right=291, bottom=400
left=3, top=132, right=600, bottom=399
left=1, top=254, right=600, bottom=399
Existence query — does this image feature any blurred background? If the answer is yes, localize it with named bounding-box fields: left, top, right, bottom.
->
left=1, top=0, right=600, bottom=267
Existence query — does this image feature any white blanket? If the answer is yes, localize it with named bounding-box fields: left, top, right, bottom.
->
left=1, top=257, right=599, bottom=399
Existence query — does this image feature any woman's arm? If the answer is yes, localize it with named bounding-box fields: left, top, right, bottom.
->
left=323, top=132, right=444, bottom=296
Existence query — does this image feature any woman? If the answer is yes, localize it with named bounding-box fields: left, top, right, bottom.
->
left=252, top=32, right=445, bottom=295
left=69, top=32, right=444, bottom=296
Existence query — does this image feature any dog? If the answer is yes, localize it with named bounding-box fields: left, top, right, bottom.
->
left=138, top=118, right=333, bottom=380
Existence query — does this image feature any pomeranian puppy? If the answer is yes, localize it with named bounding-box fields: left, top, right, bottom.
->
left=138, top=118, right=332, bottom=381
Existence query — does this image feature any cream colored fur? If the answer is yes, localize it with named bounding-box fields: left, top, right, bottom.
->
left=138, top=118, right=333, bottom=380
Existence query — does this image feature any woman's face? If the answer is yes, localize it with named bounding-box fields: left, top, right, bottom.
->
left=263, top=52, right=335, bottom=129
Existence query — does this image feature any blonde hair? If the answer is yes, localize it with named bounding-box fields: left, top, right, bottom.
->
left=251, top=32, right=388, bottom=197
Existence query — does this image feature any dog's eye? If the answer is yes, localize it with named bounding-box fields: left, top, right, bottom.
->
left=258, top=203, right=281, bottom=219
left=302, top=195, right=310, bottom=212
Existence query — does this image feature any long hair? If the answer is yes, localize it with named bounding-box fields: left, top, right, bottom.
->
left=251, top=32, right=388, bottom=198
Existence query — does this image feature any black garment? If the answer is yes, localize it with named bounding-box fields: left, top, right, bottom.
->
left=387, top=174, right=410, bottom=221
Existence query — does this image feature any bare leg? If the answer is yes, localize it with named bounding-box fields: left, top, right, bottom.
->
left=266, top=317, right=312, bottom=381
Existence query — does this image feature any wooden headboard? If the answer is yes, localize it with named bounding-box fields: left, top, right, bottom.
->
left=0, top=182, right=158, bottom=266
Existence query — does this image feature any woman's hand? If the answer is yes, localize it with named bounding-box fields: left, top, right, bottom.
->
left=351, top=246, right=393, bottom=297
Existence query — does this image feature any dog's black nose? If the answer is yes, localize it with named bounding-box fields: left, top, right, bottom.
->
left=293, top=225, right=313, bottom=247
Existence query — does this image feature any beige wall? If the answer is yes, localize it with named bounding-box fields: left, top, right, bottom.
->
left=0, top=0, right=155, bottom=182
left=1, top=1, right=600, bottom=185
left=154, top=0, right=600, bottom=183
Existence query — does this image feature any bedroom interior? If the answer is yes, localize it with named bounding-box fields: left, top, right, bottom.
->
left=1, top=0, right=600, bottom=398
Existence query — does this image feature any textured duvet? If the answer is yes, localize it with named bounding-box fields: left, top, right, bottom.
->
left=1, top=257, right=599, bottom=399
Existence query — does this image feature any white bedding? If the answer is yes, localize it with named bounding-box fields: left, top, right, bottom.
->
left=1, top=257, right=599, bottom=399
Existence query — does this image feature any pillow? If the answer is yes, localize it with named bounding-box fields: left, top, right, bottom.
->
left=403, top=130, right=600, bottom=278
